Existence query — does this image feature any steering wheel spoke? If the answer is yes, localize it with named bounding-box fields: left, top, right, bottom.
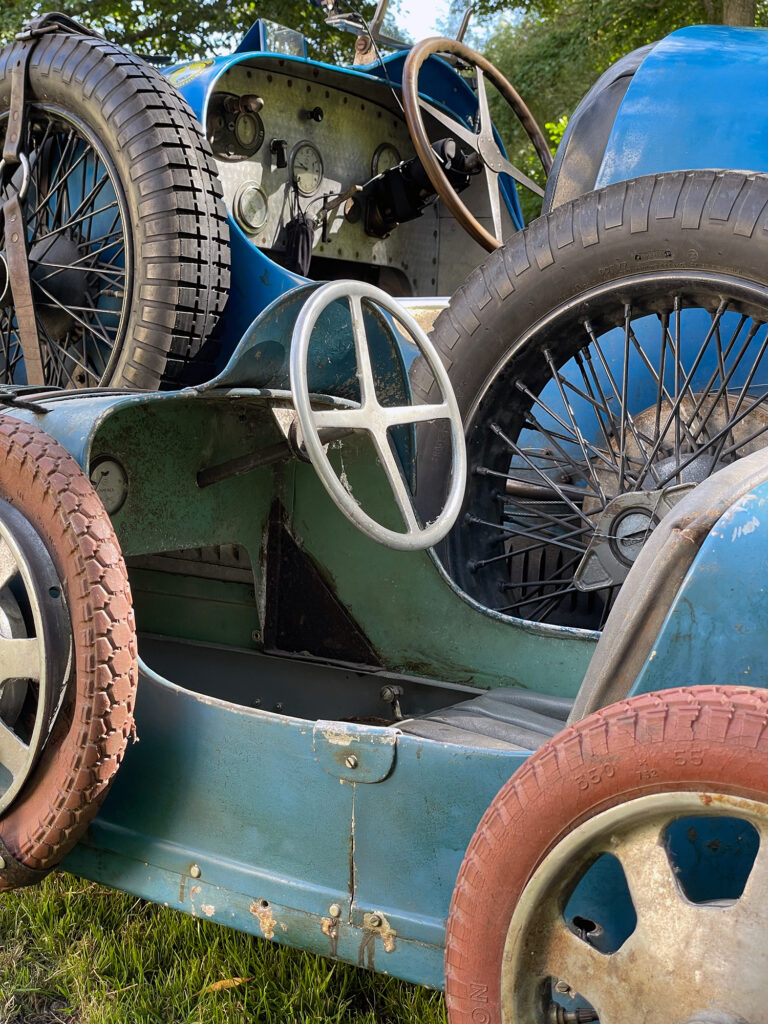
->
left=371, top=430, right=421, bottom=533
left=485, top=167, right=504, bottom=245
left=495, top=157, right=546, bottom=198
left=417, top=98, right=478, bottom=149
left=475, top=67, right=493, bottom=142
left=290, top=282, right=467, bottom=551
left=349, top=294, right=378, bottom=407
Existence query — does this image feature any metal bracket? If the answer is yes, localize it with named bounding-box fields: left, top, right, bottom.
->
left=313, top=721, right=396, bottom=783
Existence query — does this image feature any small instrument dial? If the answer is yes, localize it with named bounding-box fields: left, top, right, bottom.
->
left=234, top=111, right=265, bottom=155
left=372, top=142, right=401, bottom=176
left=290, top=141, right=324, bottom=196
left=235, top=183, right=269, bottom=232
left=90, top=458, right=128, bottom=515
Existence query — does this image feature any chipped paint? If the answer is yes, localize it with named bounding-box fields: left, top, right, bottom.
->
left=250, top=899, right=276, bottom=939
left=320, top=727, right=360, bottom=747
left=731, top=515, right=761, bottom=541
left=321, top=916, right=340, bottom=958
left=201, top=903, right=215, bottom=917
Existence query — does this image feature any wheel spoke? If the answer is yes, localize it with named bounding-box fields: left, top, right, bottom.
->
left=543, top=349, right=607, bottom=504
left=32, top=281, right=113, bottom=348
left=466, top=511, right=591, bottom=553
left=516, top=380, right=613, bottom=473
left=0, top=636, right=40, bottom=683
left=634, top=300, right=730, bottom=484
left=0, top=538, right=18, bottom=591
left=544, top=919, right=607, bottom=997
left=0, top=110, right=130, bottom=388
left=0, top=718, right=29, bottom=780
left=613, top=823, right=684, bottom=921
left=490, top=422, right=594, bottom=526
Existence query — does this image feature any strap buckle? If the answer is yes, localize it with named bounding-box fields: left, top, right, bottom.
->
left=0, top=153, right=31, bottom=201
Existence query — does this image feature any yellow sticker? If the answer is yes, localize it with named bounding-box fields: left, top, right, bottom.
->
left=168, top=59, right=214, bottom=87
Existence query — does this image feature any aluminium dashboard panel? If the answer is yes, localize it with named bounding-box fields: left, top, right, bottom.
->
left=207, top=57, right=505, bottom=296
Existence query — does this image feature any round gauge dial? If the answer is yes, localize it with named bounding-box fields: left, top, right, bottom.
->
left=290, top=141, right=324, bottom=196
left=234, top=111, right=265, bottom=155
left=372, top=142, right=401, bottom=176
left=235, top=183, right=269, bottom=233
left=90, top=458, right=128, bottom=515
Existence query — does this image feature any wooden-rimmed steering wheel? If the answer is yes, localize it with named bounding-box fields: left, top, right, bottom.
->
left=402, top=37, right=553, bottom=252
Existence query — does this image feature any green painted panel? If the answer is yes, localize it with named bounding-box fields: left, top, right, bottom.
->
left=288, top=437, right=597, bottom=697
left=130, top=569, right=260, bottom=648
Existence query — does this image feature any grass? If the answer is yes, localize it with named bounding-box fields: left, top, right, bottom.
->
left=0, top=873, right=446, bottom=1024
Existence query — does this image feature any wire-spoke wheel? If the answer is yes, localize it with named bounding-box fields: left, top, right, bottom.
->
left=0, top=30, right=230, bottom=390
left=412, top=170, right=768, bottom=630
left=461, top=276, right=768, bottom=628
left=0, top=106, right=132, bottom=387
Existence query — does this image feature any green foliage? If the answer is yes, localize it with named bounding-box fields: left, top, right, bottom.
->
left=466, top=0, right=768, bottom=223
left=0, top=1, right=379, bottom=62
left=0, top=873, right=447, bottom=1024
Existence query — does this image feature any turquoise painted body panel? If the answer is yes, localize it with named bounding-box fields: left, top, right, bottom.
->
left=628, top=480, right=768, bottom=697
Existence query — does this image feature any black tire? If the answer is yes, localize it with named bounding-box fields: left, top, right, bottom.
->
left=412, top=170, right=768, bottom=627
left=0, top=32, right=230, bottom=390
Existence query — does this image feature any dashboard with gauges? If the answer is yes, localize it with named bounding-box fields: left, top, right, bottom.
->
left=204, top=56, right=501, bottom=296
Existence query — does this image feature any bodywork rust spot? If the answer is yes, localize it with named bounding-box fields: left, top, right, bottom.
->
left=358, top=910, right=397, bottom=968
left=321, top=916, right=340, bottom=958
left=250, top=900, right=276, bottom=939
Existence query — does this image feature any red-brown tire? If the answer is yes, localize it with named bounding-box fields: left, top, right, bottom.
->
left=445, top=685, right=768, bottom=1023
left=0, top=416, right=137, bottom=889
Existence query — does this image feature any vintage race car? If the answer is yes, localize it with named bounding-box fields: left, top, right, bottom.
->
left=1, top=4, right=768, bottom=1023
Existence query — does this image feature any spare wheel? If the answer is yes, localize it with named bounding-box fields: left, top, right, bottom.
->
left=0, top=23, right=230, bottom=390
left=0, top=416, right=136, bottom=889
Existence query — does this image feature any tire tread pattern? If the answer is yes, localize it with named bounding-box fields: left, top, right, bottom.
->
left=445, top=685, right=768, bottom=1022
left=0, top=35, right=230, bottom=389
left=0, top=416, right=137, bottom=888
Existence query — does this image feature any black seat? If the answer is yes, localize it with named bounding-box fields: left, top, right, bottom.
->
left=398, top=690, right=573, bottom=750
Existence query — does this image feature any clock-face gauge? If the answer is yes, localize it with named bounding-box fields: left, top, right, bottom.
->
left=372, top=142, right=401, bottom=176
left=290, top=141, right=324, bottom=196
left=89, top=457, right=128, bottom=515
left=234, top=111, right=265, bottom=154
left=235, top=183, right=269, bottom=232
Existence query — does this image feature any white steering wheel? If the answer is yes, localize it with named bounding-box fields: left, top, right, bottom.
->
left=289, top=281, right=467, bottom=551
